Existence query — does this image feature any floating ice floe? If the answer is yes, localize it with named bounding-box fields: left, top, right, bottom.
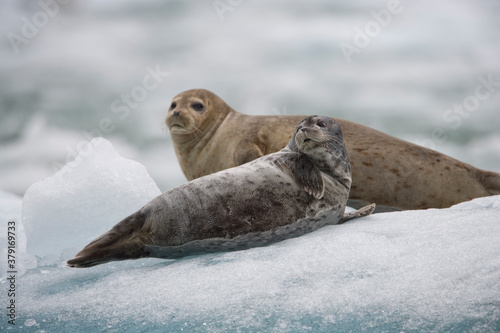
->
left=0, top=138, right=498, bottom=332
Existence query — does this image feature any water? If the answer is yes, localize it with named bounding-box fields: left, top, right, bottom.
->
left=0, top=0, right=499, bottom=196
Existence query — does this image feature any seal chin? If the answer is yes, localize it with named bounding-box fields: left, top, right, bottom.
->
left=168, top=124, right=185, bottom=132
left=166, top=111, right=202, bottom=135
left=295, top=132, right=318, bottom=151
left=167, top=125, right=187, bottom=135
left=167, top=116, right=197, bottom=134
left=301, top=140, right=318, bottom=151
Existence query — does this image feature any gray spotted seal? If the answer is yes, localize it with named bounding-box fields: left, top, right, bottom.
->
left=166, top=89, right=500, bottom=210
left=67, top=116, right=375, bottom=268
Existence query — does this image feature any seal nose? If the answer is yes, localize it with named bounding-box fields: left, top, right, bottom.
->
left=301, top=127, right=307, bottom=133
left=173, top=111, right=181, bottom=117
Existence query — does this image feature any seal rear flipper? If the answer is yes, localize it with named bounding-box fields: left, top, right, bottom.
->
left=339, top=203, right=376, bottom=224
left=67, top=210, right=150, bottom=268
left=347, top=199, right=399, bottom=213
left=67, top=240, right=149, bottom=268
left=478, top=170, right=500, bottom=195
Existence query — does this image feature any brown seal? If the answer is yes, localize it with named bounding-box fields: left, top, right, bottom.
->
left=67, top=116, right=375, bottom=268
left=166, top=89, right=500, bottom=210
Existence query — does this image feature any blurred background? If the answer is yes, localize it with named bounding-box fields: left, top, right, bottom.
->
left=1, top=0, right=499, bottom=197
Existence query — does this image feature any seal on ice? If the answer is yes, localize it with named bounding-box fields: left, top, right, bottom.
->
left=67, top=116, right=374, bottom=268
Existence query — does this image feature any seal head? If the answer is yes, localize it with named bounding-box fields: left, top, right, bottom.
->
left=286, top=116, right=352, bottom=198
left=166, top=89, right=231, bottom=137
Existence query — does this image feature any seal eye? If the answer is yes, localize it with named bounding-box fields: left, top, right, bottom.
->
left=317, top=121, right=326, bottom=128
left=191, top=103, right=205, bottom=112
left=170, top=102, right=177, bottom=110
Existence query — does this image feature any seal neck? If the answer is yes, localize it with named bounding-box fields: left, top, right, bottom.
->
left=319, top=147, right=352, bottom=191
left=191, top=109, right=230, bottom=154
left=171, top=108, right=232, bottom=177
left=291, top=143, right=352, bottom=192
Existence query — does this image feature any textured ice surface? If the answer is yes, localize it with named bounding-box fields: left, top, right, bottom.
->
left=1, top=140, right=499, bottom=332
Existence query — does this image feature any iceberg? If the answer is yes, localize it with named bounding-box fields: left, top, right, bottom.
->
left=1, top=138, right=499, bottom=332
left=22, top=138, right=161, bottom=262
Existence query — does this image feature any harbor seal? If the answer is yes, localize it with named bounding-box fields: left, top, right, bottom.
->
left=67, top=116, right=375, bottom=268
left=166, top=89, right=500, bottom=210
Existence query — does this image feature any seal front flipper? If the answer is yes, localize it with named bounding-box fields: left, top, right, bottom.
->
left=339, top=203, right=376, bottom=224
left=235, top=143, right=264, bottom=165
left=67, top=210, right=150, bottom=268
left=277, top=153, right=325, bottom=199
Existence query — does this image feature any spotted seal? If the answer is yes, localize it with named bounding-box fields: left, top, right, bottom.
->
left=166, top=89, right=500, bottom=210
left=67, top=116, right=374, bottom=267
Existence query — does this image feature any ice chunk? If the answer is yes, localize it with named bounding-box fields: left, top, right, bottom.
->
left=22, top=138, right=161, bottom=263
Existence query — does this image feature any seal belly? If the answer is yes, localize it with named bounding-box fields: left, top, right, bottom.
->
left=145, top=205, right=345, bottom=259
